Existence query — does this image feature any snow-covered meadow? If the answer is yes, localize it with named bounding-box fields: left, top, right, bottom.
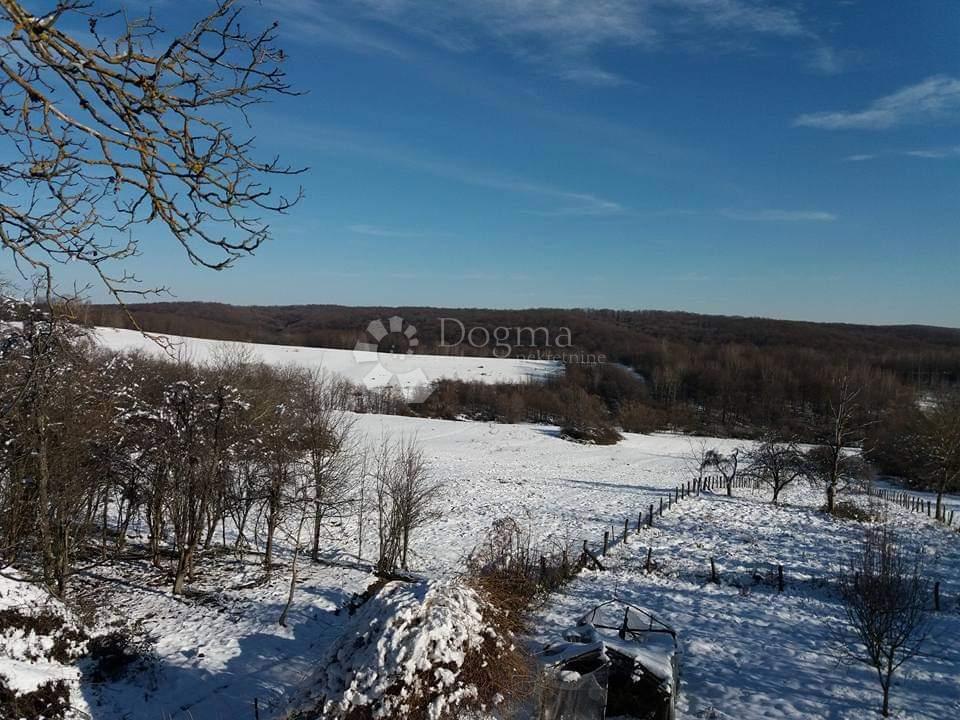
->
left=2, top=330, right=958, bottom=720
left=4, top=414, right=958, bottom=719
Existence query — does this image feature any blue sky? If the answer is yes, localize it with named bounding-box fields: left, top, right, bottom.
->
left=7, top=0, right=960, bottom=325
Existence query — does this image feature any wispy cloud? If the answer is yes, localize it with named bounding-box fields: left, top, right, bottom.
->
left=795, top=75, right=960, bottom=130
left=807, top=45, right=851, bottom=75
left=904, top=145, right=960, bottom=159
left=266, top=0, right=819, bottom=84
left=842, top=145, right=960, bottom=161
left=276, top=121, right=624, bottom=216
left=721, top=209, right=837, bottom=222
left=347, top=224, right=432, bottom=238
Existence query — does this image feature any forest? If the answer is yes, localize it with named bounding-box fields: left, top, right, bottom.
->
left=84, top=302, right=960, bottom=467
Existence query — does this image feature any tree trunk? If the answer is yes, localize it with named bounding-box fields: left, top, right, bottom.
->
left=826, top=482, right=836, bottom=513
left=264, top=504, right=277, bottom=573
left=35, top=429, right=57, bottom=593
left=173, top=545, right=192, bottom=595
left=203, top=511, right=217, bottom=550
left=312, top=500, right=322, bottom=563
left=277, top=508, right=307, bottom=627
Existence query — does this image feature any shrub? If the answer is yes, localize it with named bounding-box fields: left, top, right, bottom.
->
left=618, top=400, right=667, bottom=434
left=834, top=525, right=930, bottom=717
left=0, top=608, right=88, bottom=664
left=825, top=501, right=878, bottom=523
left=86, top=628, right=159, bottom=683
left=559, top=423, right=622, bottom=445
left=0, top=677, right=71, bottom=720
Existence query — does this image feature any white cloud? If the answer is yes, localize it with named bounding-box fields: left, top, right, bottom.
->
left=795, top=75, right=960, bottom=130
left=663, top=0, right=806, bottom=37
left=844, top=154, right=877, bottom=162
left=347, top=224, right=429, bottom=238
left=267, top=0, right=817, bottom=84
left=722, top=209, right=837, bottom=222
left=904, top=145, right=960, bottom=159
left=808, top=45, right=847, bottom=75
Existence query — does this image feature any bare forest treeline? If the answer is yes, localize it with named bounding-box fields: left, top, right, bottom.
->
left=83, top=303, right=960, bottom=474
left=0, top=301, right=439, bottom=601
left=83, top=303, right=960, bottom=390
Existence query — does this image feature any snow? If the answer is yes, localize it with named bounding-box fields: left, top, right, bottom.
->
left=0, top=570, right=89, bottom=715
left=2, top=409, right=958, bottom=719
left=283, top=579, right=495, bottom=720
left=90, top=326, right=561, bottom=397
left=530, top=483, right=960, bottom=720
left=346, top=415, right=743, bottom=573
left=66, top=551, right=372, bottom=719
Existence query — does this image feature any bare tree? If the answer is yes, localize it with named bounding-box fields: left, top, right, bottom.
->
left=0, top=0, right=301, bottom=302
left=256, top=367, right=302, bottom=575
left=371, top=435, right=402, bottom=576
left=277, top=457, right=312, bottom=628
left=296, top=370, right=360, bottom=563
left=162, top=375, right=243, bottom=594
left=814, top=376, right=870, bottom=514
left=908, top=394, right=960, bottom=521
left=685, top=439, right=714, bottom=493
left=370, top=435, right=441, bottom=575
left=391, top=436, right=440, bottom=571
left=706, top=447, right=739, bottom=497
left=0, top=288, right=96, bottom=595
left=744, top=440, right=805, bottom=505
left=834, top=525, right=930, bottom=717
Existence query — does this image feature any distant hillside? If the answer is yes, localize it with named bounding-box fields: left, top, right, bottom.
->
left=81, top=301, right=960, bottom=446
left=83, top=302, right=960, bottom=384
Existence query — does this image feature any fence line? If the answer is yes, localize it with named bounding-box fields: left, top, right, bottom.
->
left=868, top=485, right=958, bottom=529
left=533, top=473, right=732, bottom=593
left=532, top=475, right=956, bottom=603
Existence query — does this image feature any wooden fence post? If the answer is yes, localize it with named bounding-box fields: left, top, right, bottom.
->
left=602, top=531, right=609, bottom=556
left=777, top=564, right=784, bottom=593
left=623, top=518, right=629, bottom=543
left=659, top=497, right=664, bottom=517
left=709, top=557, right=718, bottom=584
left=637, top=510, right=643, bottom=534
left=645, top=547, right=653, bottom=573
left=649, top=504, right=654, bottom=527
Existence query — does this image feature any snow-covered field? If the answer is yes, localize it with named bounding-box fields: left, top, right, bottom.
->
left=90, top=326, right=561, bottom=395
left=531, top=483, right=960, bottom=720
left=2, top=413, right=958, bottom=719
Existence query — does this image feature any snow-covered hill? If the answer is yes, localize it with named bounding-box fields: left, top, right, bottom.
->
left=90, top=326, right=562, bottom=396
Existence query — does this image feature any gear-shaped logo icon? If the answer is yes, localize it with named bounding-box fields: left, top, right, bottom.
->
left=353, top=316, right=433, bottom=403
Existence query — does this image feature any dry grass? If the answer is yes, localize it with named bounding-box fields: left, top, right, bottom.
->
left=825, top=501, right=879, bottom=523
